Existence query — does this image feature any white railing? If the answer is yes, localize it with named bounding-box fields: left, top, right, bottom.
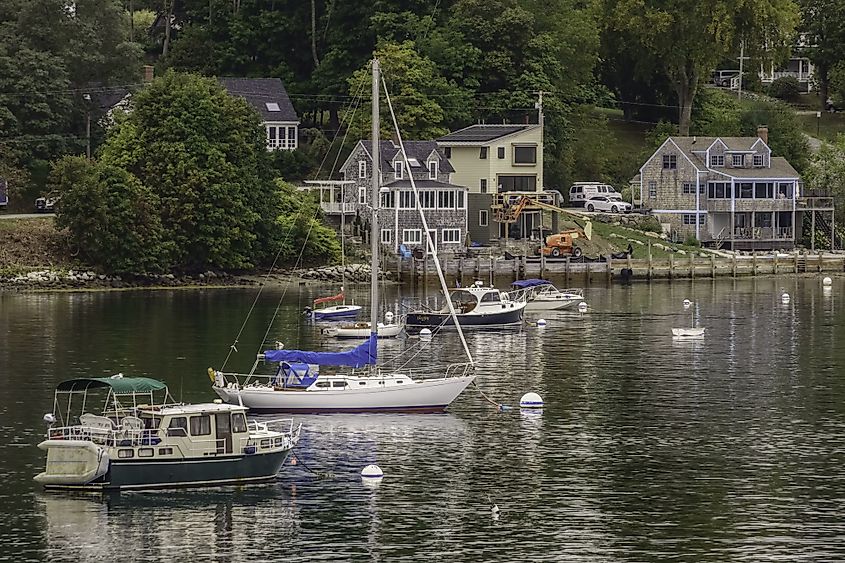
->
left=47, top=424, right=155, bottom=447
left=320, top=202, right=355, bottom=214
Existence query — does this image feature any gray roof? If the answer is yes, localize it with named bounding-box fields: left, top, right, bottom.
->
left=711, top=157, right=799, bottom=179
left=671, top=136, right=763, bottom=154
left=218, top=77, right=299, bottom=122
left=361, top=140, right=455, bottom=174
left=383, top=179, right=467, bottom=190
left=438, top=124, right=537, bottom=144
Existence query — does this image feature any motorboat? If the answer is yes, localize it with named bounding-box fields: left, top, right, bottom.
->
left=211, top=58, right=475, bottom=413
left=510, top=279, right=583, bottom=311
left=35, top=376, right=300, bottom=490
left=672, top=327, right=705, bottom=337
left=305, top=290, right=362, bottom=320
left=404, top=281, right=526, bottom=331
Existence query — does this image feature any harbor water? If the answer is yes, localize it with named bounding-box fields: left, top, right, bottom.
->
left=2, top=277, right=845, bottom=561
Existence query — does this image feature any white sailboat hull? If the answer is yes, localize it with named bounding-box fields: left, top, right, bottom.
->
left=322, top=322, right=404, bottom=338
left=214, top=375, right=475, bottom=413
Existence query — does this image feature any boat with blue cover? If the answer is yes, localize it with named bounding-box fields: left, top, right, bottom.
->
left=510, top=279, right=583, bottom=311
left=35, top=376, right=300, bottom=490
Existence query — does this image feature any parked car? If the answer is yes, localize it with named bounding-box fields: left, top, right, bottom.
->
left=35, top=196, right=59, bottom=213
left=569, top=182, right=621, bottom=207
left=712, top=70, right=739, bottom=87
left=585, top=195, right=632, bottom=213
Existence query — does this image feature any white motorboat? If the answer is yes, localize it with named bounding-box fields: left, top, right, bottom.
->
left=510, top=279, right=583, bottom=311
left=321, top=319, right=404, bottom=338
left=211, top=59, right=476, bottom=413
left=672, top=327, right=705, bottom=337
left=35, top=376, right=300, bottom=490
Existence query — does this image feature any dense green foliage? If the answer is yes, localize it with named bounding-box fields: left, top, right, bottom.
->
left=769, top=76, right=803, bottom=101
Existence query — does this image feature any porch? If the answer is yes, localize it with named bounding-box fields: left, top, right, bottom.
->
left=299, top=180, right=357, bottom=215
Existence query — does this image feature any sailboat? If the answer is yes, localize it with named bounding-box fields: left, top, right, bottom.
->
left=210, top=58, right=475, bottom=413
left=306, top=287, right=362, bottom=320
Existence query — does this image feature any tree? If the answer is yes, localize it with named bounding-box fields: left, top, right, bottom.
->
left=804, top=136, right=845, bottom=226
left=272, top=180, right=340, bottom=265
left=798, top=0, right=845, bottom=109
left=51, top=156, right=169, bottom=274
left=605, top=0, right=799, bottom=134
left=99, top=70, right=276, bottom=271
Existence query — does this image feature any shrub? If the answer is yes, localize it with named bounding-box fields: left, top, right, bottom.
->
left=684, top=234, right=701, bottom=248
left=769, top=76, right=802, bottom=102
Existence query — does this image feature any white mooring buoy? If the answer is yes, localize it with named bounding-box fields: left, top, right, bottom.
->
left=361, top=464, right=383, bottom=479
left=519, top=392, right=544, bottom=409
left=683, top=299, right=692, bottom=308
left=537, top=318, right=547, bottom=327
left=823, top=277, right=833, bottom=286
left=419, top=328, right=432, bottom=341
left=578, top=302, right=588, bottom=313
left=385, top=311, right=395, bottom=323
left=781, top=292, right=791, bottom=303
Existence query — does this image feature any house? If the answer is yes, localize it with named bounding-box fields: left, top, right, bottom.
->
left=331, top=140, right=468, bottom=254
left=217, top=78, right=299, bottom=150
left=437, top=124, right=552, bottom=244
left=636, top=128, right=832, bottom=250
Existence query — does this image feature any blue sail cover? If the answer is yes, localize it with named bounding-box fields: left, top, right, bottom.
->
left=264, top=335, right=377, bottom=367
left=511, top=279, right=552, bottom=289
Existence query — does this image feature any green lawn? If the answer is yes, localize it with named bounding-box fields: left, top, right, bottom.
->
left=796, top=112, right=845, bottom=143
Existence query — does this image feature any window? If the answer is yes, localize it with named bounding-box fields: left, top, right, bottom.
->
left=683, top=214, right=706, bottom=225
left=158, top=447, right=173, bottom=455
left=399, top=191, right=415, bottom=209
left=755, top=213, right=772, bottom=227
left=419, top=191, right=435, bottom=209
left=457, top=190, right=465, bottom=209
left=403, top=229, right=422, bottom=244
left=498, top=147, right=505, bottom=159
left=710, top=155, right=725, bottom=167
left=708, top=182, right=729, bottom=199
left=380, top=190, right=394, bottom=208
left=738, top=182, right=753, bottom=198
left=315, top=381, right=331, bottom=388
left=682, top=182, right=694, bottom=194
left=118, top=449, right=134, bottom=459
left=444, top=147, right=451, bottom=158
left=755, top=182, right=774, bottom=199
left=189, top=415, right=211, bottom=436
left=380, top=229, right=393, bottom=244
left=268, top=126, right=277, bottom=149
left=265, top=102, right=281, bottom=112
left=358, top=160, right=366, bottom=179
left=498, top=175, right=536, bottom=191
left=480, top=292, right=501, bottom=302
left=167, top=417, right=187, bottom=437
left=138, top=448, right=154, bottom=458
left=480, top=147, right=488, bottom=159
left=437, top=190, right=458, bottom=209
left=359, top=186, right=367, bottom=205
left=232, top=414, right=247, bottom=434
left=753, top=154, right=764, bottom=167
left=648, top=181, right=657, bottom=198
left=394, top=161, right=404, bottom=180
left=513, top=145, right=537, bottom=165
left=287, top=127, right=297, bottom=150
left=479, top=210, right=489, bottom=227
left=480, top=179, right=488, bottom=193
left=332, top=381, right=347, bottom=388
left=407, top=157, right=421, bottom=168
left=732, top=154, right=744, bottom=167
left=429, top=160, right=438, bottom=179
left=442, top=228, right=461, bottom=243
left=662, top=154, right=677, bottom=169
left=778, top=182, right=793, bottom=199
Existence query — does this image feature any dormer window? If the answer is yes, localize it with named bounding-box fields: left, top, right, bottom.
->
left=662, top=154, right=677, bottom=169
left=710, top=155, right=724, bottom=167
left=428, top=160, right=438, bottom=179
left=753, top=154, right=763, bottom=167
left=394, top=160, right=404, bottom=180
left=732, top=154, right=743, bottom=167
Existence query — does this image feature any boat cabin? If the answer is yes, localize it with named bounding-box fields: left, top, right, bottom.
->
left=442, top=282, right=517, bottom=314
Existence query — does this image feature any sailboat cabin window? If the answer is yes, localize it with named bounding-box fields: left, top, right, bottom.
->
left=480, top=292, right=501, bottom=302
left=232, top=413, right=247, bottom=433
left=189, top=415, right=211, bottom=436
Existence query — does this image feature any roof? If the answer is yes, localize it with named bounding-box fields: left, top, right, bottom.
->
left=671, top=136, right=765, bottom=154
left=438, top=124, right=538, bottom=144
left=56, top=377, right=168, bottom=393
left=144, top=403, right=248, bottom=415
left=711, top=156, right=799, bottom=179
left=383, top=179, right=467, bottom=190
left=217, top=77, right=299, bottom=122
left=346, top=140, right=454, bottom=174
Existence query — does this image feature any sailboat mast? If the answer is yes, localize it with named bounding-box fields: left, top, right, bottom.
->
left=369, top=58, right=380, bottom=335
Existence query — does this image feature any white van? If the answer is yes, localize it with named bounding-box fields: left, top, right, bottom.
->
left=569, top=182, right=620, bottom=207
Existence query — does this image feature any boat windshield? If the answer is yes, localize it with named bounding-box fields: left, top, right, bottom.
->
left=443, top=290, right=478, bottom=314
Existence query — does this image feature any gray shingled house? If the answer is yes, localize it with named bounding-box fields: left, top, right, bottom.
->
left=218, top=78, right=299, bottom=151
left=635, top=128, right=831, bottom=249
left=337, top=140, right=468, bottom=254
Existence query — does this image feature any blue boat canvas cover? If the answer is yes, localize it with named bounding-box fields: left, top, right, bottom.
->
left=264, top=335, right=377, bottom=368
left=511, top=279, right=552, bottom=289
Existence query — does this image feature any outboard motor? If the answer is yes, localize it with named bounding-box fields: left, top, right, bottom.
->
left=303, top=306, right=313, bottom=317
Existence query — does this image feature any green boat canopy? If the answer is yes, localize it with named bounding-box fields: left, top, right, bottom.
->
left=56, top=377, right=168, bottom=394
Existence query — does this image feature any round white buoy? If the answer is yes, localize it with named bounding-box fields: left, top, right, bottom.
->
left=683, top=299, right=692, bottom=307
left=419, top=328, right=433, bottom=341
left=43, top=413, right=55, bottom=424
left=781, top=292, right=790, bottom=302
left=537, top=318, right=547, bottom=327
left=385, top=311, right=395, bottom=323
left=578, top=302, right=588, bottom=312
left=823, top=277, right=833, bottom=286
left=361, top=464, right=383, bottom=479
left=519, top=392, right=544, bottom=409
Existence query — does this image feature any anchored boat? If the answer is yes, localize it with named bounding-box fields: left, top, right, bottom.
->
left=510, top=279, right=583, bottom=311
left=405, top=281, right=526, bottom=331
left=34, top=376, right=300, bottom=490
left=306, top=290, right=362, bottom=320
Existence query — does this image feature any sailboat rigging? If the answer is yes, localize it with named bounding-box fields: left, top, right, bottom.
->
left=210, top=58, right=475, bottom=413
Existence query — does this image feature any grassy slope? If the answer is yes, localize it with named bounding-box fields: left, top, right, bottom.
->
left=0, top=217, right=76, bottom=273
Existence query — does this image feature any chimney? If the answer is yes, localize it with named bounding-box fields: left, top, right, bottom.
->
left=757, top=125, right=768, bottom=144
left=142, top=65, right=154, bottom=83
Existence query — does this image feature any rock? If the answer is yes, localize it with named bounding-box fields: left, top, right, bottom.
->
left=676, top=249, right=686, bottom=255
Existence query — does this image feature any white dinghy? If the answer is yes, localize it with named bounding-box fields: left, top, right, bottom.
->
left=672, top=327, right=706, bottom=337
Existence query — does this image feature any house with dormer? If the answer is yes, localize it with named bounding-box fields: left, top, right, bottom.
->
left=218, top=78, right=299, bottom=151
left=636, top=127, right=811, bottom=249
left=337, top=140, right=468, bottom=254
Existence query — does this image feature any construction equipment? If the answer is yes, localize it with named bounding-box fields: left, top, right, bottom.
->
left=538, top=228, right=587, bottom=258
left=495, top=194, right=593, bottom=243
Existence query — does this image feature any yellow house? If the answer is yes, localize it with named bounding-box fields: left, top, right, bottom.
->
left=438, top=124, right=545, bottom=243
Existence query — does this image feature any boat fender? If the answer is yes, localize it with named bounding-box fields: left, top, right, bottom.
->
left=207, top=367, right=215, bottom=383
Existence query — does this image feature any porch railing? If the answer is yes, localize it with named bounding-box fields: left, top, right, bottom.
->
left=320, top=202, right=355, bottom=214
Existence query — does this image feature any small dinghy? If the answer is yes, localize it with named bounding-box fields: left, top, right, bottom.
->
left=672, top=327, right=705, bottom=337
left=306, top=290, right=362, bottom=320
left=322, top=320, right=404, bottom=338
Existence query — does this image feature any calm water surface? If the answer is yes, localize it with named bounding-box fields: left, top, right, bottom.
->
left=2, top=278, right=845, bottom=562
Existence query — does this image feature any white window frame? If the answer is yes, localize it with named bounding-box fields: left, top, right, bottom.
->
left=358, top=186, right=367, bottom=205
left=402, top=229, right=422, bottom=245
left=710, top=155, right=724, bottom=167
left=480, top=179, right=487, bottom=193
left=380, top=229, right=393, bottom=244
left=358, top=160, right=366, bottom=179
left=399, top=190, right=415, bottom=209
left=479, top=210, right=489, bottom=227
left=753, top=154, right=763, bottom=167
left=428, top=160, right=438, bottom=179
left=732, top=154, right=743, bottom=167
left=442, top=228, right=461, bottom=244
left=648, top=181, right=657, bottom=198
left=394, top=161, right=404, bottom=180
left=379, top=190, right=394, bottom=209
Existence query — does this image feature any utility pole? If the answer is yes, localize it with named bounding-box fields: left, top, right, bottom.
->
left=83, top=93, right=91, bottom=159
left=738, top=41, right=745, bottom=100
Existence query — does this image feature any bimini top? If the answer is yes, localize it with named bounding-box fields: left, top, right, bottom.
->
left=56, top=377, right=169, bottom=394
left=511, top=279, right=553, bottom=289
left=264, top=335, right=376, bottom=368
